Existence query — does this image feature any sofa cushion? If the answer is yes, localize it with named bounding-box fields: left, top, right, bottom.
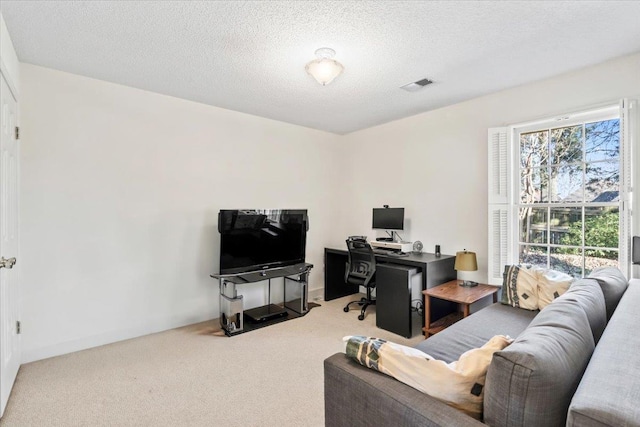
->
left=416, top=303, right=538, bottom=363
left=587, top=267, right=628, bottom=320
left=557, top=278, right=607, bottom=343
left=537, top=268, right=573, bottom=309
left=324, top=353, right=486, bottom=427
left=344, top=335, right=513, bottom=419
left=567, top=280, right=640, bottom=426
left=501, top=265, right=539, bottom=310
left=484, top=293, right=595, bottom=427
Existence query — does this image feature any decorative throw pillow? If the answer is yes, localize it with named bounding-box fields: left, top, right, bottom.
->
left=537, top=269, right=574, bottom=309
left=501, top=264, right=540, bottom=310
left=344, top=335, right=513, bottom=419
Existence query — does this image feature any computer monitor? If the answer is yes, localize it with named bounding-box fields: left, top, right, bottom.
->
left=372, top=207, right=404, bottom=230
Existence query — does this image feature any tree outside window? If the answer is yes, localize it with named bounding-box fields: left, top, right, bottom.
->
left=518, top=118, right=620, bottom=277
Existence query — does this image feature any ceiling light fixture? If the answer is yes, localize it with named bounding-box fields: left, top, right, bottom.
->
left=305, top=47, right=344, bottom=86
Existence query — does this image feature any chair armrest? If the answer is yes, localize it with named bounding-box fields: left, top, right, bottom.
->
left=324, top=353, right=484, bottom=427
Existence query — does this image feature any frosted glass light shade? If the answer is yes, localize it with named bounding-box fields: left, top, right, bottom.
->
left=305, top=48, right=344, bottom=85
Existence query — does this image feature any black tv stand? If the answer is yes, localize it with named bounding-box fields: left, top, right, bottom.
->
left=211, top=263, right=313, bottom=336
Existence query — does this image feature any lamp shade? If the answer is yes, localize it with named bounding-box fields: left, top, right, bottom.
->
left=454, top=251, right=478, bottom=272
left=305, top=48, right=344, bottom=85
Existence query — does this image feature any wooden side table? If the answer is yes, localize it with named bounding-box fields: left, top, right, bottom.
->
left=422, top=280, right=499, bottom=337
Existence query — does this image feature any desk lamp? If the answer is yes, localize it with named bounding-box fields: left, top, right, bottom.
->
left=455, top=250, right=478, bottom=287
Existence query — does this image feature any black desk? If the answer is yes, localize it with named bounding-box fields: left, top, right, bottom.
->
left=324, top=248, right=456, bottom=336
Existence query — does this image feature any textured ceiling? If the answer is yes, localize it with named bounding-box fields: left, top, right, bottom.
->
left=2, top=1, right=640, bottom=134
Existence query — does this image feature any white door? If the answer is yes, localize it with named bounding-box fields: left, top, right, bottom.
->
left=0, top=72, right=20, bottom=418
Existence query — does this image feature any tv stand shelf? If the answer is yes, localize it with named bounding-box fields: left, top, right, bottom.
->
left=211, top=263, right=313, bottom=336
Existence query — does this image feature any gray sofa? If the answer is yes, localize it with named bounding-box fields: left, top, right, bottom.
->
left=324, top=267, right=638, bottom=427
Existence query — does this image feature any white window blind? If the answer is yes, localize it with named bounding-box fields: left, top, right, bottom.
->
left=488, top=128, right=509, bottom=204
left=487, top=127, right=510, bottom=285
left=488, top=205, right=509, bottom=284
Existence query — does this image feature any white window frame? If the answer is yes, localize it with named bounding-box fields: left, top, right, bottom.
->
left=488, top=100, right=636, bottom=283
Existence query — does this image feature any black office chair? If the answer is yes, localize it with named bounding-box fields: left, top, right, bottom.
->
left=343, top=236, right=376, bottom=320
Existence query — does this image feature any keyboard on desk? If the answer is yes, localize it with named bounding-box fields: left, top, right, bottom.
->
left=373, top=248, right=392, bottom=254
left=373, top=249, right=407, bottom=256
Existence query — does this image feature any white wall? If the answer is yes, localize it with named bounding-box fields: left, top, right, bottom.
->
left=21, top=53, right=640, bottom=362
left=339, top=52, right=640, bottom=287
left=20, top=64, right=345, bottom=362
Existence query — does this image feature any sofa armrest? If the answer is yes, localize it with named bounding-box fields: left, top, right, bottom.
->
left=567, top=279, right=640, bottom=426
left=324, top=353, right=484, bottom=427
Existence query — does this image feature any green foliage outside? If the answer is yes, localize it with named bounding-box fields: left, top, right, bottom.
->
left=560, top=211, right=619, bottom=259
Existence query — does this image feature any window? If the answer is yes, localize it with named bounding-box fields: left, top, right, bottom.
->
left=487, top=101, right=635, bottom=284
left=517, top=113, right=621, bottom=277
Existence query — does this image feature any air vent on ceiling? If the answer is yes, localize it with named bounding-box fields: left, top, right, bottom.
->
left=400, top=78, right=433, bottom=92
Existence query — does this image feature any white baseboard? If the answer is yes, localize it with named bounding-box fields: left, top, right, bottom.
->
left=309, top=287, right=324, bottom=302
left=22, top=290, right=327, bottom=363
left=21, top=313, right=214, bottom=364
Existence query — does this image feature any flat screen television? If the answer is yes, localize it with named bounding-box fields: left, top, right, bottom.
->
left=218, top=209, right=308, bottom=274
left=372, top=207, right=404, bottom=230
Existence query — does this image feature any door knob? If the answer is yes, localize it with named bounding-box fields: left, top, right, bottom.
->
left=0, top=257, right=16, bottom=269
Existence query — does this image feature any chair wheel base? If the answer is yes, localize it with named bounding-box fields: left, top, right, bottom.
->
left=358, top=314, right=365, bottom=321
left=343, top=307, right=349, bottom=312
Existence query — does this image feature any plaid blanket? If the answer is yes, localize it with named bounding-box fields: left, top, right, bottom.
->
left=344, top=335, right=512, bottom=419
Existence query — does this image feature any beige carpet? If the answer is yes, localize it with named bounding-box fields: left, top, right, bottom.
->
left=0, top=295, right=423, bottom=426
